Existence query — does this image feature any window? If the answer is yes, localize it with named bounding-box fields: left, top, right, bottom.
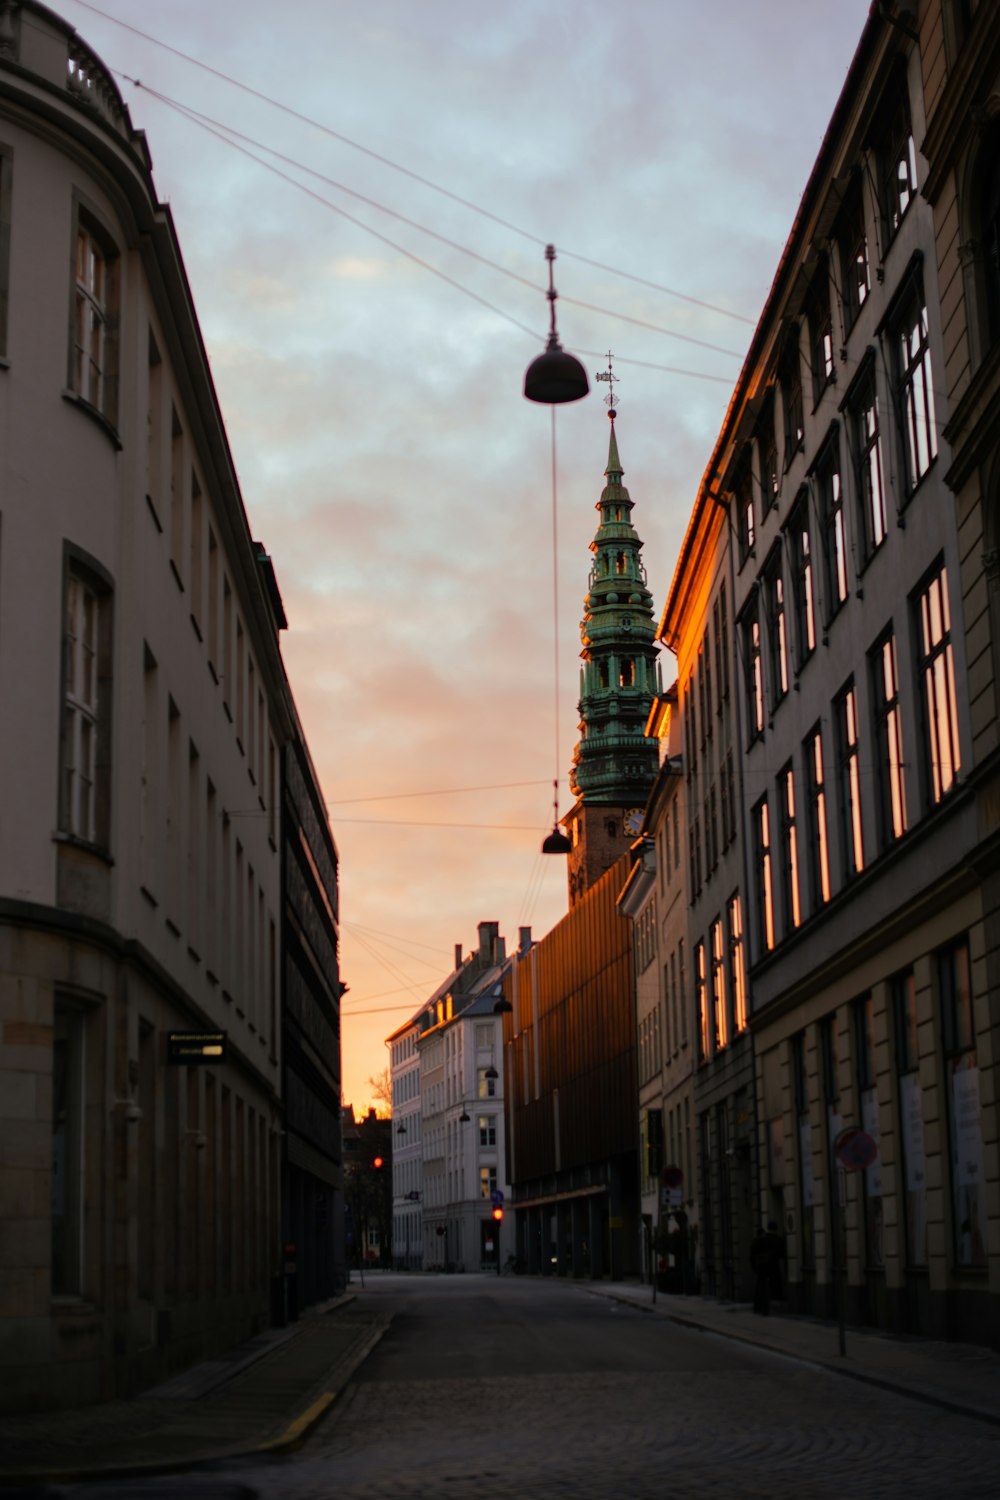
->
left=815, top=432, right=848, bottom=618
left=757, top=392, right=780, bottom=515
left=713, top=582, right=730, bottom=708
left=915, top=562, right=960, bottom=804
left=777, top=764, right=801, bottom=933
left=475, top=1023, right=493, bottom=1049
left=735, top=450, right=755, bottom=563
left=780, top=326, right=804, bottom=467
left=880, top=84, right=918, bottom=242
left=702, top=630, right=713, bottom=733
left=478, top=1115, right=496, bottom=1148
left=838, top=173, right=870, bottom=327
left=870, top=629, right=908, bottom=845
left=710, top=918, right=728, bottom=1052
left=939, top=940, right=986, bottom=1267
left=52, top=999, right=85, bottom=1295
left=477, top=1068, right=496, bottom=1099
left=71, top=209, right=118, bottom=426
left=479, top=1165, right=498, bottom=1200
left=763, top=547, right=789, bottom=709
left=695, top=941, right=708, bottom=1062
left=854, top=995, right=884, bottom=1269
left=895, top=289, right=938, bottom=494
left=803, top=726, right=831, bottom=908
left=980, top=124, right=1000, bottom=350
left=752, top=796, right=775, bottom=953
left=60, top=559, right=112, bottom=847
left=792, top=1031, right=815, bottom=1269
left=891, top=969, right=927, bottom=1266
left=821, top=1014, right=844, bottom=1267
left=807, top=261, right=835, bottom=402
left=851, top=362, right=887, bottom=558
left=786, top=490, right=816, bottom=665
left=727, top=894, right=747, bottom=1033
left=742, top=592, right=765, bottom=740
left=835, top=681, right=865, bottom=879
left=0, top=144, right=11, bottom=359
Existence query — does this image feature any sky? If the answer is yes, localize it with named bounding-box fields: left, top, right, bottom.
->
left=58, top=0, right=872, bottom=1112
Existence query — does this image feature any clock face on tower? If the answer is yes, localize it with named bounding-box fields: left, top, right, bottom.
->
left=623, top=808, right=644, bottom=837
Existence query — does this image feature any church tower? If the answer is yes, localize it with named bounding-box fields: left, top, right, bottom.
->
left=565, top=391, right=660, bottom=908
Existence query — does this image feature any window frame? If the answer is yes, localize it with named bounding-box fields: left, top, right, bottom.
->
left=912, top=559, right=961, bottom=808
left=803, top=724, right=831, bottom=910
left=68, top=199, right=120, bottom=433
left=813, top=428, right=849, bottom=623
left=779, top=325, right=805, bottom=469
left=806, top=259, right=836, bottom=405
left=752, top=795, right=775, bottom=955
left=762, top=544, right=790, bottom=713
left=785, top=488, right=816, bottom=669
left=59, top=547, right=114, bottom=852
left=834, top=678, right=865, bottom=881
left=869, top=626, right=908, bottom=847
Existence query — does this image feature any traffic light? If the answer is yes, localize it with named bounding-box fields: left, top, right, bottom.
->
left=372, top=1155, right=384, bottom=1170
left=492, top=1206, right=503, bottom=1222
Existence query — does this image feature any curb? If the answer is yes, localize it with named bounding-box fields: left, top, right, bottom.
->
left=0, top=1313, right=389, bottom=1489
left=585, top=1287, right=1000, bottom=1430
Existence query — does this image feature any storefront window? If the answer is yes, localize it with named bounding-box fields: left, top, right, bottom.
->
left=891, top=969, right=927, bottom=1267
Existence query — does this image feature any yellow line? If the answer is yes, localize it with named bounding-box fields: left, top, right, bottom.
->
left=260, top=1390, right=336, bottom=1451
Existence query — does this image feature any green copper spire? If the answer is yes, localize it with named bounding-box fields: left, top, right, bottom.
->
left=570, top=410, right=660, bottom=805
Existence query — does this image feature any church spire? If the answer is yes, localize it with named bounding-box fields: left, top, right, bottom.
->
left=565, top=363, right=661, bottom=906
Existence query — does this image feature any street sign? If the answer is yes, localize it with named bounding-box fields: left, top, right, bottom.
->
left=834, top=1127, right=878, bottom=1171
left=490, top=1189, right=504, bottom=1206
left=167, top=1031, right=227, bottom=1065
left=662, top=1165, right=684, bottom=1189
left=660, top=1186, right=683, bottom=1210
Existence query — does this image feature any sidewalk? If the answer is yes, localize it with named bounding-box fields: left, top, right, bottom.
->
left=0, top=1292, right=391, bottom=1487
left=584, top=1280, right=1000, bottom=1426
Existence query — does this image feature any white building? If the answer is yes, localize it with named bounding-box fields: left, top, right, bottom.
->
left=0, top=3, right=312, bottom=1408
left=389, top=923, right=527, bottom=1273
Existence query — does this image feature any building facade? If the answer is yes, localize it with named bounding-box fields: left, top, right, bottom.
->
left=281, top=731, right=344, bottom=1313
left=387, top=1012, right=423, bottom=1270
left=0, top=3, right=333, bottom=1407
left=659, top=464, right=755, bottom=1301
left=693, top=1, right=999, bottom=1343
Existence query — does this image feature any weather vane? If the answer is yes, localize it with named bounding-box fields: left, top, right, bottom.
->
left=594, top=351, right=619, bottom=420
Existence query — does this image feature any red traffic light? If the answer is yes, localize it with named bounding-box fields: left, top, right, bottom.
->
left=492, top=1206, right=503, bottom=1221
left=372, top=1155, right=384, bottom=1169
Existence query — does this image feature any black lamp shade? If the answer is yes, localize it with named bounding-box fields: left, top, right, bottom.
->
left=524, top=336, right=590, bottom=405
left=542, top=826, right=573, bottom=855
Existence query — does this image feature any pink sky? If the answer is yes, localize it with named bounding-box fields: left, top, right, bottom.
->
left=60, top=0, right=871, bottom=1111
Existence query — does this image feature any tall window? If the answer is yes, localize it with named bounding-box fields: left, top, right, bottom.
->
left=852, top=363, right=887, bottom=558
left=871, top=629, right=908, bottom=845
left=753, top=797, right=775, bottom=953
left=735, top=450, right=755, bottom=563
left=892, top=969, right=927, bottom=1266
left=834, top=681, right=864, bottom=879
left=727, top=894, right=747, bottom=1033
left=757, top=392, right=780, bottom=515
left=792, top=1032, right=815, bottom=1269
left=895, top=289, right=938, bottom=493
left=764, top=547, right=789, bottom=708
left=60, top=562, right=111, bottom=846
left=939, top=940, right=986, bottom=1267
left=915, top=562, right=960, bottom=804
left=477, top=1068, right=496, bottom=1099
left=839, top=173, right=870, bottom=327
left=52, top=1000, right=84, bottom=1294
left=778, top=764, right=801, bottom=933
left=742, top=593, right=765, bottom=740
left=479, top=1165, right=498, bottom=1200
left=787, top=490, right=816, bottom=666
left=854, top=996, right=883, bottom=1268
left=815, top=433, right=848, bottom=617
left=0, top=144, right=11, bottom=359
left=695, top=941, right=708, bottom=1063
left=821, top=1014, right=844, bottom=1267
left=478, top=1115, right=496, bottom=1148
left=803, top=726, right=831, bottom=909
left=780, top=326, right=804, bottom=467
left=710, top=918, right=728, bottom=1052
left=881, top=85, right=918, bottom=241
left=72, top=211, right=118, bottom=425
left=717, top=581, right=730, bottom=702
left=807, top=262, right=835, bottom=402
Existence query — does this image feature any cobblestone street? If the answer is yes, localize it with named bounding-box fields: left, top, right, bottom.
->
left=55, top=1278, right=1000, bottom=1500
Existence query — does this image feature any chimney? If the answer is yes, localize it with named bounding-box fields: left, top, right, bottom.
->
left=519, top=926, right=532, bottom=954
left=477, top=921, right=500, bottom=962
left=454, top=944, right=463, bottom=970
